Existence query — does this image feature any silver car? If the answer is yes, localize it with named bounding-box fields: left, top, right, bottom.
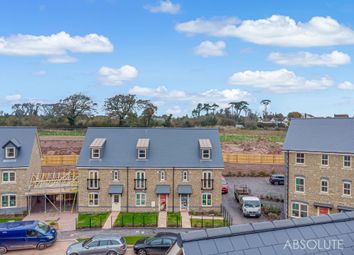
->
left=66, top=234, right=127, bottom=255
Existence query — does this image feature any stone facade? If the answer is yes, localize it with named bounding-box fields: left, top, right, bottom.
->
left=287, top=151, right=354, bottom=217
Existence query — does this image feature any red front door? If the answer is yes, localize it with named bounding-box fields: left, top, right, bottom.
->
left=319, top=207, right=329, bottom=215
left=160, top=194, right=167, bottom=211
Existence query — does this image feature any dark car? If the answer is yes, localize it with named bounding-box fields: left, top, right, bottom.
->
left=269, top=174, right=285, bottom=185
left=133, top=233, right=178, bottom=255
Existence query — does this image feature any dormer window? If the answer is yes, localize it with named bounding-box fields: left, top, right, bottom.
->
left=137, top=138, right=149, bottom=160
left=91, top=148, right=101, bottom=159
left=90, top=138, right=106, bottom=160
left=5, top=147, right=16, bottom=159
left=199, top=139, right=212, bottom=160
left=2, top=138, right=21, bottom=160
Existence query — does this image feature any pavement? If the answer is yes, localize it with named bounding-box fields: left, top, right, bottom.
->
left=158, top=211, right=167, bottom=227
left=180, top=211, right=191, bottom=228
left=103, top=211, right=120, bottom=229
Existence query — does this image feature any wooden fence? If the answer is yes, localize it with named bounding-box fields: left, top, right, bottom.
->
left=223, top=153, right=284, bottom=165
left=42, top=155, right=79, bottom=166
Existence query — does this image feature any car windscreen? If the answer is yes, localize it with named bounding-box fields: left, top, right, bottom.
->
left=244, top=200, right=260, bottom=208
left=35, top=221, right=50, bottom=235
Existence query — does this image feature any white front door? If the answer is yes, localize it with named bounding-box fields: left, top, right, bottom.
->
left=112, top=194, right=121, bottom=211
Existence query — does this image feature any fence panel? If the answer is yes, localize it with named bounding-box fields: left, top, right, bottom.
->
left=223, top=153, right=284, bottom=165
left=42, top=155, right=79, bottom=166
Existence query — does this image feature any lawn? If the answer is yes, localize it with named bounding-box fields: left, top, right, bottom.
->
left=114, top=212, right=158, bottom=227
left=39, top=129, right=86, bottom=136
left=77, top=235, right=151, bottom=245
left=220, top=134, right=284, bottom=143
left=191, top=218, right=227, bottom=228
left=167, top=212, right=181, bottom=227
left=0, top=217, right=23, bottom=223
left=77, top=212, right=109, bottom=228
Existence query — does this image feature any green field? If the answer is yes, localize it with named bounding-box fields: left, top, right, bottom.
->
left=0, top=217, right=23, bottom=223
left=77, top=212, right=109, bottom=228
left=191, top=218, right=227, bottom=228
left=220, top=134, right=284, bottom=143
left=114, top=212, right=158, bottom=227
left=167, top=212, right=181, bottom=227
left=39, top=129, right=86, bottom=136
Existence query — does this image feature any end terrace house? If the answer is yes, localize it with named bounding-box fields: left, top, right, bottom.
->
left=283, top=118, right=354, bottom=218
left=77, top=128, right=224, bottom=213
left=0, top=127, right=41, bottom=215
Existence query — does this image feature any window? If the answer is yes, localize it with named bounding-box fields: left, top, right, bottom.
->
left=320, top=179, right=328, bottom=193
left=292, top=202, right=308, bottom=218
left=295, top=177, right=305, bottom=192
left=138, top=149, right=147, bottom=159
left=321, top=154, right=329, bottom=166
left=88, top=193, right=99, bottom=206
left=136, top=193, right=146, bottom=206
left=112, top=170, right=119, bottom=181
left=88, top=241, right=100, bottom=248
left=2, top=171, right=15, bottom=183
left=1, top=194, right=16, bottom=208
left=160, top=170, right=166, bottom=181
left=202, top=193, right=212, bottom=207
left=182, top=170, right=188, bottom=182
left=150, top=238, right=162, bottom=245
left=99, top=240, right=110, bottom=246
left=91, top=148, right=101, bottom=159
left=201, top=149, right=210, bottom=160
left=163, top=239, right=173, bottom=245
left=5, top=147, right=16, bottom=159
left=343, top=181, right=351, bottom=196
left=135, top=171, right=146, bottom=189
left=202, top=171, right=213, bottom=189
left=88, top=170, right=99, bottom=189
left=296, top=153, right=305, bottom=164
left=26, top=230, right=38, bottom=237
left=344, top=155, right=351, bottom=168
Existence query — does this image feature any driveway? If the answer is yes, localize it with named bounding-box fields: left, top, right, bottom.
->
left=24, top=212, right=78, bottom=231
left=222, top=177, right=285, bottom=224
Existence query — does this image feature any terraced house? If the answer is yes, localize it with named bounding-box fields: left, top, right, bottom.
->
left=77, top=128, right=224, bottom=213
left=0, top=127, right=41, bottom=215
left=283, top=118, right=354, bottom=218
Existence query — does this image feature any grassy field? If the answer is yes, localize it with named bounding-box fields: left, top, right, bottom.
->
left=0, top=217, right=23, bottom=223
left=167, top=212, right=181, bottom=227
left=190, top=218, right=227, bottom=228
left=114, top=212, right=158, bottom=227
left=77, top=212, right=109, bottom=228
left=39, top=129, right=86, bottom=136
left=220, top=134, right=284, bottom=143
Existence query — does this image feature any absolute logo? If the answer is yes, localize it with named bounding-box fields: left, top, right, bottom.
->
left=283, top=239, right=344, bottom=251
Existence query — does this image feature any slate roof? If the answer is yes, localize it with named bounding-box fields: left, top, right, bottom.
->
left=0, top=127, right=37, bottom=168
left=77, top=128, right=224, bottom=168
left=283, top=118, right=354, bottom=154
left=174, top=212, right=354, bottom=255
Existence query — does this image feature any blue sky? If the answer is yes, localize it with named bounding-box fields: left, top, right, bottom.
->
left=1, top=0, right=354, bottom=116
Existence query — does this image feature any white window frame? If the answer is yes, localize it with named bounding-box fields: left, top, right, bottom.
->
left=343, top=181, right=352, bottom=197
left=112, top=170, right=119, bottom=181
left=1, top=194, right=16, bottom=208
left=202, top=171, right=213, bottom=189
left=91, top=148, right=101, bottom=159
left=88, top=170, right=99, bottom=189
left=182, top=170, right=188, bottom=182
left=321, top=154, right=329, bottom=166
left=291, top=202, right=308, bottom=218
left=135, top=171, right=146, bottom=189
left=201, top=149, right=210, bottom=160
left=201, top=193, right=212, bottom=207
left=160, top=170, right=166, bottom=182
left=320, top=179, right=328, bottom=193
left=88, top=192, right=99, bottom=207
left=137, top=149, right=147, bottom=160
left=136, top=193, right=146, bottom=206
left=2, top=171, right=16, bottom=183
left=295, top=176, right=305, bottom=193
left=344, top=155, right=351, bottom=168
left=5, top=147, right=16, bottom=159
left=296, top=153, right=305, bottom=164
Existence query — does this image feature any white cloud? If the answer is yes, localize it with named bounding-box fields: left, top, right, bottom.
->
left=0, top=31, right=113, bottom=63
left=33, top=70, right=46, bottom=76
left=176, top=15, right=354, bottom=47
left=46, top=55, right=78, bottom=64
left=99, top=65, right=138, bottom=86
left=129, top=85, right=186, bottom=98
left=268, top=51, right=351, bottom=67
left=338, top=81, right=354, bottom=90
left=5, top=94, right=22, bottom=103
left=145, top=0, right=180, bottom=14
left=194, top=40, right=226, bottom=57
left=228, top=68, right=333, bottom=93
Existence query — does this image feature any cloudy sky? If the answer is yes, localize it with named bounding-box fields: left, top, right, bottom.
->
left=1, top=0, right=354, bottom=116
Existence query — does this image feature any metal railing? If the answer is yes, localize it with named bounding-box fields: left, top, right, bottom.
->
left=87, top=179, right=100, bottom=190
left=134, top=179, right=147, bottom=190
left=201, top=179, right=214, bottom=190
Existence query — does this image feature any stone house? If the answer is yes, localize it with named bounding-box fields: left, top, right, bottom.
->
left=77, top=128, right=224, bottom=213
left=283, top=118, right=354, bottom=218
left=0, top=127, right=41, bottom=215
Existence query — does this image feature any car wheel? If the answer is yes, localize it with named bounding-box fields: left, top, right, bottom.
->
left=107, top=251, right=117, bottom=255
left=37, top=243, right=47, bottom=250
left=0, top=246, right=7, bottom=254
left=138, top=249, right=147, bottom=255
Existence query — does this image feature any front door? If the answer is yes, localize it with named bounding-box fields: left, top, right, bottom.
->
left=180, top=194, right=189, bottom=211
left=112, top=194, right=121, bottom=212
left=160, top=194, right=167, bottom=211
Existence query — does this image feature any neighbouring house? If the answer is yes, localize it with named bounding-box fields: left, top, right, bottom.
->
left=167, top=212, right=354, bottom=255
left=77, top=128, right=224, bottom=213
left=283, top=118, right=354, bottom=218
left=0, top=127, right=41, bottom=215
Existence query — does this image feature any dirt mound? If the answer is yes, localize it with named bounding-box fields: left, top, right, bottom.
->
left=40, top=137, right=83, bottom=155
left=222, top=141, right=282, bottom=154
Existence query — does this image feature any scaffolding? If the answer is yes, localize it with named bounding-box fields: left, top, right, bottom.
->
left=26, top=169, right=78, bottom=214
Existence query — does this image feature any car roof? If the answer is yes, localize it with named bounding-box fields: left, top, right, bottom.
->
left=242, top=196, right=260, bottom=201
left=92, top=234, right=123, bottom=240
left=0, top=220, right=38, bottom=231
left=272, top=174, right=284, bottom=177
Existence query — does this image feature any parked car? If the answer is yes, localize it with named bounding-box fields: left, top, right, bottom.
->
left=240, top=196, right=262, bottom=218
left=0, top=220, right=57, bottom=254
left=269, top=174, right=285, bottom=185
left=221, top=176, right=228, bottom=194
left=66, top=234, right=127, bottom=255
left=133, top=233, right=178, bottom=255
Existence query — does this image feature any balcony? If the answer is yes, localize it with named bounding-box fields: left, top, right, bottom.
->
left=134, top=179, right=147, bottom=190
left=87, top=179, right=100, bottom=190
left=201, top=179, right=214, bottom=190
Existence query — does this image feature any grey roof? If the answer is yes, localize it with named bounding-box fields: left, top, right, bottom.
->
left=155, top=184, right=171, bottom=194
left=77, top=128, right=224, bottom=168
left=2, top=138, right=21, bottom=149
left=175, top=212, right=354, bottom=255
left=0, top=127, right=37, bottom=168
left=178, top=185, right=192, bottom=194
left=283, top=118, right=354, bottom=154
left=108, top=184, right=123, bottom=194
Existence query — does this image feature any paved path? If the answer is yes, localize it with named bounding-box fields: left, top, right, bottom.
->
left=24, top=212, right=78, bottom=232
left=181, top=211, right=191, bottom=228
left=158, top=211, right=167, bottom=228
left=102, top=211, right=120, bottom=229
